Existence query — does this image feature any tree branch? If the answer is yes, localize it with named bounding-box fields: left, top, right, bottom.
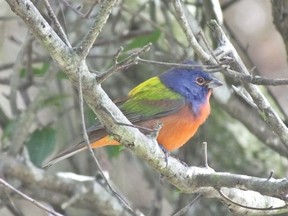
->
left=4, top=0, right=288, bottom=215
left=96, top=43, right=151, bottom=84
left=221, top=68, right=288, bottom=86
left=75, top=0, right=118, bottom=59
left=209, top=20, right=288, bottom=149
left=172, top=0, right=211, bottom=63
left=0, top=177, right=63, bottom=216
left=139, top=58, right=288, bottom=86
left=0, top=153, right=140, bottom=216
left=43, top=0, right=71, bottom=48
left=171, top=0, right=288, bottom=157
left=1, top=152, right=288, bottom=215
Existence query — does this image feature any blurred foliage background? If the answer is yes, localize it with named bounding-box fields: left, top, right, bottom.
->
left=1, top=0, right=288, bottom=215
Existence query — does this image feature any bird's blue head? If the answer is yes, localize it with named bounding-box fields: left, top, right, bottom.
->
left=160, top=61, right=222, bottom=116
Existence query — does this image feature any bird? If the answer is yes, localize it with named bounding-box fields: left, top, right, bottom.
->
left=43, top=61, right=222, bottom=167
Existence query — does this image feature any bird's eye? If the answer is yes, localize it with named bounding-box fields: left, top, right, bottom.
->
left=196, top=77, right=205, bottom=85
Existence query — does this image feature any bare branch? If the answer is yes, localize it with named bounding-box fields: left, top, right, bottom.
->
left=4, top=1, right=288, bottom=215
left=225, top=68, right=288, bottom=86
left=75, top=0, right=118, bottom=59
left=209, top=20, right=288, bottom=148
left=6, top=0, right=73, bottom=70
left=201, top=142, right=209, bottom=168
left=96, top=43, right=151, bottom=83
left=218, top=188, right=288, bottom=211
left=170, top=0, right=288, bottom=156
left=137, top=57, right=221, bottom=71
left=0, top=153, right=141, bottom=216
left=139, top=58, right=288, bottom=86
left=2, top=152, right=288, bottom=215
left=58, top=0, right=99, bottom=19
left=77, top=71, right=136, bottom=215
left=172, top=194, right=202, bottom=216
left=9, top=33, right=33, bottom=115
left=9, top=93, right=43, bottom=155
left=172, top=0, right=211, bottom=63
left=43, top=0, right=71, bottom=48
left=221, top=93, right=288, bottom=157
left=0, top=177, right=63, bottom=216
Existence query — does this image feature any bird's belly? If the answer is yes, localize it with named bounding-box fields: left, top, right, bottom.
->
left=142, top=105, right=210, bottom=151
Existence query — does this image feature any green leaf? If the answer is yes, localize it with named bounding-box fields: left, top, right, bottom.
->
left=85, top=108, right=97, bottom=126
left=20, top=68, right=26, bottom=78
left=105, top=145, right=124, bottom=158
left=1, top=119, right=16, bottom=144
left=26, top=127, right=56, bottom=167
left=39, top=94, right=69, bottom=108
left=19, top=63, right=50, bottom=77
left=57, top=71, right=68, bottom=80
left=124, top=29, right=161, bottom=51
left=33, top=63, right=50, bottom=76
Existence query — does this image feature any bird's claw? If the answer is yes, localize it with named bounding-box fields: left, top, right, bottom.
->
left=159, top=144, right=169, bottom=167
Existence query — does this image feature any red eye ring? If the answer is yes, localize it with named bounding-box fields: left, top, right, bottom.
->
left=196, top=77, right=205, bottom=85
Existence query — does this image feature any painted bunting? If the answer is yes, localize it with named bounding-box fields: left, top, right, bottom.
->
left=43, top=61, right=222, bottom=167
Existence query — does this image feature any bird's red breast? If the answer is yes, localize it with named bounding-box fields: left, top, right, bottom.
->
left=90, top=91, right=211, bottom=151
left=154, top=91, right=211, bottom=151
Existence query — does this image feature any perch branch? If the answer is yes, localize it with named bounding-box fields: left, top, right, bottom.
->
left=4, top=1, right=288, bottom=215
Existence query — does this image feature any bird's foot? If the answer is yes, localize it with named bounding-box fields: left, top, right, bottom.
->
left=158, top=145, right=189, bottom=167
left=177, top=159, right=188, bottom=167
left=159, top=144, right=169, bottom=166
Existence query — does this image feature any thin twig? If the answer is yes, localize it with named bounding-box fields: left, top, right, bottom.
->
left=96, top=43, right=151, bottom=83
left=225, top=68, right=288, bottom=86
left=267, top=171, right=274, bottom=180
left=93, top=29, right=155, bottom=47
left=58, top=0, right=86, bottom=18
left=61, top=190, right=86, bottom=209
left=223, top=19, right=288, bottom=120
left=172, top=194, right=203, bottom=216
left=231, top=85, right=257, bottom=108
left=138, top=57, right=221, bottom=72
left=43, top=0, right=71, bottom=48
left=197, top=30, right=221, bottom=64
left=218, top=188, right=288, bottom=211
left=0, top=57, right=50, bottom=71
left=121, top=5, right=184, bottom=49
left=77, top=70, right=137, bottom=215
left=83, top=1, right=100, bottom=19
left=76, top=0, right=118, bottom=59
left=10, top=34, right=33, bottom=115
left=58, top=0, right=99, bottom=19
left=209, top=20, right=288, bottom=148
left=9, top=93, right=43, bottom=155
left=172, top=0, right=211, bottom=62
left=201, top=142, right=209, bottom=168
left=0, top=177, right=63, bottom=216
left=198, top=30, right=288, bottom=86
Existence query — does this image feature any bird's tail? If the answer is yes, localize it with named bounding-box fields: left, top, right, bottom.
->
left=42, top=136, right=119, bottom=168
left=42, top=142, right=87, bottom=168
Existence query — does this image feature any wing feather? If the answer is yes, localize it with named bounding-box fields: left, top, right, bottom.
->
left=88, top=76, right=185, bottom=133
left=120, top=76, right=185, bottom=121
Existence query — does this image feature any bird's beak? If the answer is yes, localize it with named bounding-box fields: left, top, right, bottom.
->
left=206, top=77, right=223, bottom=89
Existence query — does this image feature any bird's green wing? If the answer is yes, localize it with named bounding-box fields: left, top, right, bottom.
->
left=86, top=76, right=185, bottom=133
left=120, top=76, right=186, bottom=122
